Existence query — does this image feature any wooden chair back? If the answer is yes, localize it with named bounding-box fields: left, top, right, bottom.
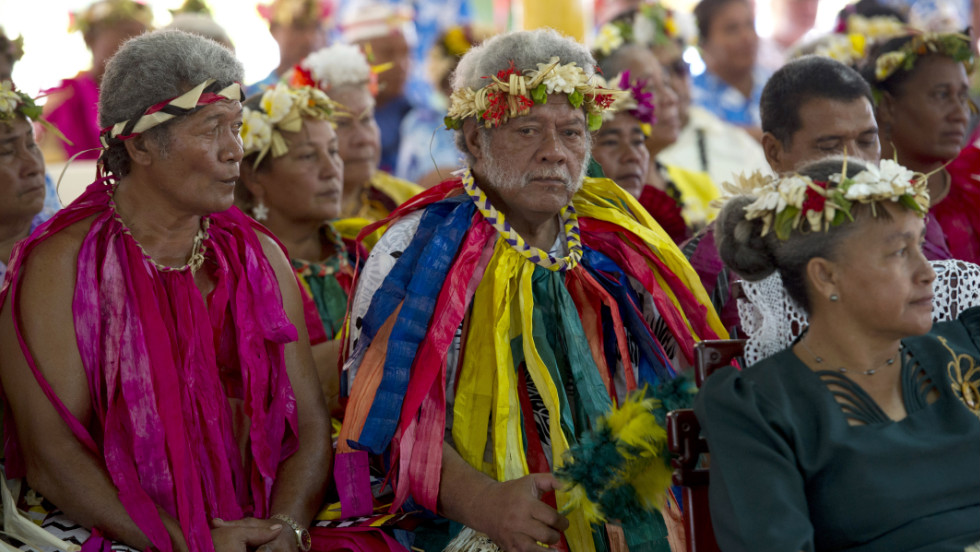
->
left=667, top=339, right=746, bottom=552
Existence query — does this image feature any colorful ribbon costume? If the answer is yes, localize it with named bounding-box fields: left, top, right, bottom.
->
left=335, top=169, right=726, bottom=550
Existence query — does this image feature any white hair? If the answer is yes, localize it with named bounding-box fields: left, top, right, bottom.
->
left=451, top=28, right=596, bottom=92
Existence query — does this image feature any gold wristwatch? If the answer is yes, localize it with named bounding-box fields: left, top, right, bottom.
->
left=271, top=513, right=311, bottom=551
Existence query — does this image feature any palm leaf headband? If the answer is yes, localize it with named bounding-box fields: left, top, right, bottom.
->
left=0, top=80, right=69, bottom=145
left=241, top=83, right=338, bottom=168
left=444, top=56, right=626, bottom=132
left=873, top=31, right=974, bottom=83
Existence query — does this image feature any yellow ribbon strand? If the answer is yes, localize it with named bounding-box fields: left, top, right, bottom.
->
left=574, top=177, right=728, bottom=340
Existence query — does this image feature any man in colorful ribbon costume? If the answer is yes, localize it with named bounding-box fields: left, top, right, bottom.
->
left=335, top=28, right=726, bottom=552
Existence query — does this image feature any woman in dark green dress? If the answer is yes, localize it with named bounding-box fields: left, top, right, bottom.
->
left=695, top=156, right=980, bottom=552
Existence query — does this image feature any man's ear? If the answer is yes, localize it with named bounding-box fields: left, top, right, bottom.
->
left=762, top=132, right=787, bottom=172
left=463, top=119, right=485, bottom=166
left=123, top=135, right=154, bottom=168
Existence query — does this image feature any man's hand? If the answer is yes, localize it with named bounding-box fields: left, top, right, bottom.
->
left=479, top=473, right=570, bottom=552
left=210, top=518, right=285, bottom=552
left=257, top=527, right=300, bottom=552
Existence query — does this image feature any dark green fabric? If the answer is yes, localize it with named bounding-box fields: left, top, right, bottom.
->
left=291, top=255, right=348, bottom=337
left=587, top=156, right=606, bottom=179
left=694, top=306, right=980, bottom=552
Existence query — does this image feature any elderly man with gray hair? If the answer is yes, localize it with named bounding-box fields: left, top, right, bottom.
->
left=0, top=30, right=331, bottom=552
left=336, top=28, right=725, bottom=552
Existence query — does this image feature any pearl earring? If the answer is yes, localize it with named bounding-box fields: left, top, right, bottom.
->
left=830, top=294, right=839, bottom=302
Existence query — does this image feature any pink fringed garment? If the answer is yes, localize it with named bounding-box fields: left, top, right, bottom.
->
left=0, top=179, right=301, bottom=552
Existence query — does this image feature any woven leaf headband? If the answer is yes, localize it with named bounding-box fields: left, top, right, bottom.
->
left=0, top=80, right=70, bottom=145
left=445, top=56, right=626, bottom=132
left=873, top=31, right=974, bottom=82
left=100, top=79, right=243, bottom=148
left=721, top=159, right=930, bottom=240
left=241, top=83, right=337, bottom=168
left=593, top=2, right=679, bottom=58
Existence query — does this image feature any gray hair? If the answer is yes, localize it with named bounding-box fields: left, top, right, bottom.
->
left=98, top=29, right=244, bottom=178
left=597, top=43, right=658, bottom=80
left=451, top=28, right=596, bottom=164
left=716, top=157, right=884, bottom=314
left=452, top=28, right=595, bottom=91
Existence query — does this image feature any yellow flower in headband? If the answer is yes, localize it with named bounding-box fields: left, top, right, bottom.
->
left=594, top=24, right=625, bottom=57
left=242, top=84, right=337, bottom=168
left=875, top=50, right=906, bottom=80
left=241, top=110, right=272, bottom=153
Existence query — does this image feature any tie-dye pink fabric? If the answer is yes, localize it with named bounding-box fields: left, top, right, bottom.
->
left=1, top=178, right=300, bottom=552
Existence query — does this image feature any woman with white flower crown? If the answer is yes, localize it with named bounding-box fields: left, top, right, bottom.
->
left=236, top=83, right=351, bottom=419
left=696, top=156, right=980, bottom=552
left=290, top=43, right=422, bottom=249
left=860, top=31, right=975, bottom=263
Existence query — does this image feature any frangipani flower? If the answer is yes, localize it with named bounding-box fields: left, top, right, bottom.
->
left=540, top=61, right=586, bottom=95
left=445, top=58, right=625, bottom=130
left=260, top=84, right=294, bottom=124
left=720, top=161, right=929, bottom=239
left=594, top=24, right=624, bottom=56
left=241, top=108, right=272, bottom=154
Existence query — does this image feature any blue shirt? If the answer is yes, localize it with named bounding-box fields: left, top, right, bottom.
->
left=394, top=102, right=462, bottom=183
left=245, top=70, right=281, bottom=98
left=691, top=66, right=769, bottom=127
left=375, top=93, right=414, bottom=174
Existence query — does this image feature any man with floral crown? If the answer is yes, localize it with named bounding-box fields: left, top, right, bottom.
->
left=335, top=28, right=726, bottom=552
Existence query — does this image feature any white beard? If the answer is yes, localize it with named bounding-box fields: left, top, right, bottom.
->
left=479, top=135, right=588, bottom=194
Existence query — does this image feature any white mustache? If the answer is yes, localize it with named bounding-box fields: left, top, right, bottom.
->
left=523, top=167, right=574, bottom=190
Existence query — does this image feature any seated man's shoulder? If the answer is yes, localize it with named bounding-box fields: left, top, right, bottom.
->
left=370, top=209, right=426, bottom=260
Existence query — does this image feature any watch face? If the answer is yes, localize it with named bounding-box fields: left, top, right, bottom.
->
left=300, top=529, right=312, bottom=551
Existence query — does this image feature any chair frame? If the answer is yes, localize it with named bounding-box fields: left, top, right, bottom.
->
left=667, top=339, right=745, bottom=552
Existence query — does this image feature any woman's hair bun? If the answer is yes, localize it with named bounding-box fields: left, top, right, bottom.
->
left=715, top=195, right=778, bottom=281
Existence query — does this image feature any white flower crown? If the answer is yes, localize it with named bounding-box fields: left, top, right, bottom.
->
left=721, top=159, right=930, bottom=240
left=241, top=83, right=337, bottom=168
left=445, top=56, right=626, bottom=131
